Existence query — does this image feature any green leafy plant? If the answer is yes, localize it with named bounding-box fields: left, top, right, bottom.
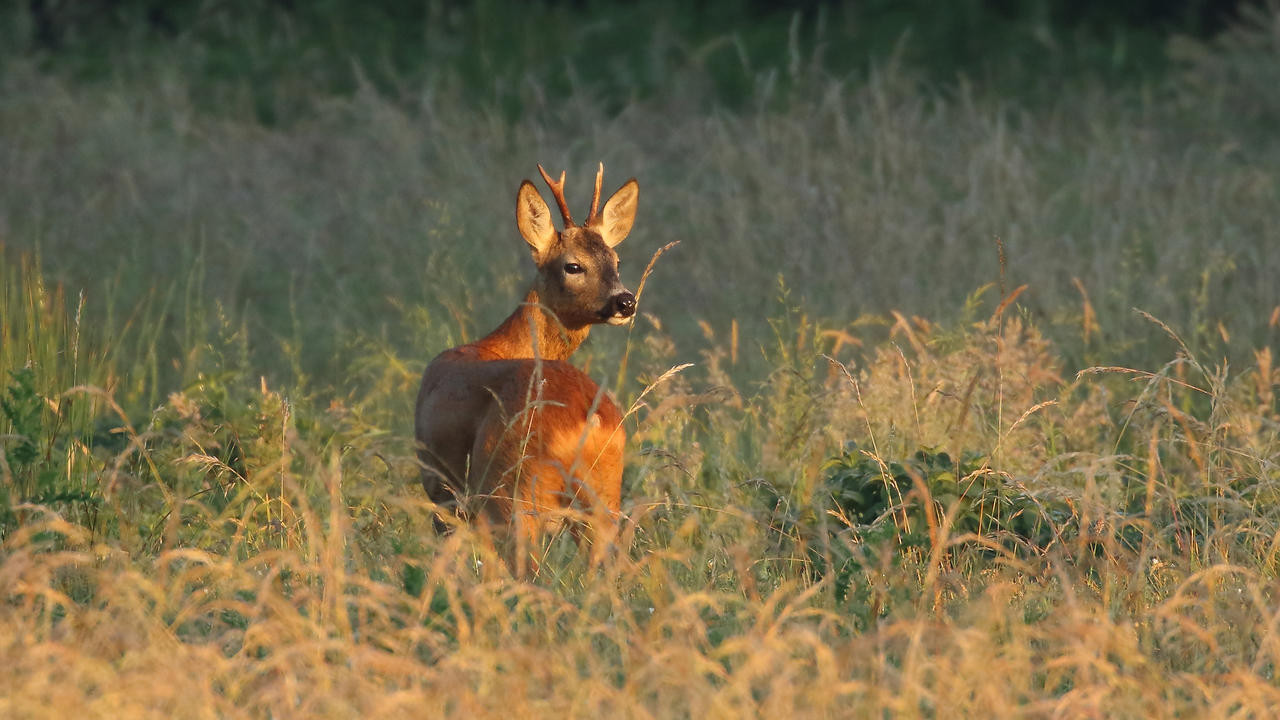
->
left=798, top=444, right=1074, bottom=600
left=1, top=367, right=100, bottom=538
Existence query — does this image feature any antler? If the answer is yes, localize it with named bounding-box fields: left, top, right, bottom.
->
left=585, top=162, right=604, bottom=226
left=537, top=164, right=573, bottom=227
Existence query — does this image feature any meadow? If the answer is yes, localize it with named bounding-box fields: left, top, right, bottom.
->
left=2, top=2, right=1279, bottom=717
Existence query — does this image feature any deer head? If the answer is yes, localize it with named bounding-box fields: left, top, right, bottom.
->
left=515, top=163, right=638, bottom=329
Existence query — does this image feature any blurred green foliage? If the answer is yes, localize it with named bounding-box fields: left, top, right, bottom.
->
left=2, top=0, right=1277, bottom=395
left=6, top=0, right=1259, bottom=122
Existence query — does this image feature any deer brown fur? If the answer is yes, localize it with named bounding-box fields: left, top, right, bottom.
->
left=414, top=163, right=638, bottom=574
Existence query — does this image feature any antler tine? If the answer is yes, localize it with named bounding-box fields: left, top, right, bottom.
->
left=586, top=162, right=604, bottom=226
left=537, top=164, right=573, bottom=227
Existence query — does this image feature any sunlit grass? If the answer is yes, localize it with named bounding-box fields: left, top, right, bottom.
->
left=4, top=241, right=1279, bottom=716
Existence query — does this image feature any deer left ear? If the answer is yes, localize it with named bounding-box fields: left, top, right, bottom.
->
left=596, top=179, right=638, bottom=248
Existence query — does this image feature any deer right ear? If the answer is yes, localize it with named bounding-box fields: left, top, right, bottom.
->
left=516, top=180, right=558, bottom=257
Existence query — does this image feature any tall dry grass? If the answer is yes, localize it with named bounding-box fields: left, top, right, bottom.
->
left=3, top=246, right=1279, bottom=716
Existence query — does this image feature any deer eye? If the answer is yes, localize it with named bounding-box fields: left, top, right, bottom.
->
left=564, top=262, right=584, bottom=275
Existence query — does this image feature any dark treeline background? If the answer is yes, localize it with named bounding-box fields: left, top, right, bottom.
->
left=7, top=0, right=1265, bottom=122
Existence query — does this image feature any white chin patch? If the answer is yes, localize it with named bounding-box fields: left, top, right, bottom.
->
left=606, top=315, right=632, bottom=326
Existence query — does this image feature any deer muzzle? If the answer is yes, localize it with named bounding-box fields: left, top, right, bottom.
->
left=605, top=291, right=637, bottom=325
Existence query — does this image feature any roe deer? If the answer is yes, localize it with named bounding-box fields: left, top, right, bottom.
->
left=414, top=163, right=638, bottom=574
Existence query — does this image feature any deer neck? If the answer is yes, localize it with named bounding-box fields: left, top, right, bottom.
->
left=471, top=288, right=590, bottom=361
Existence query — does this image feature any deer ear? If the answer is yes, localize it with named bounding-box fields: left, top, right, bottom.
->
left=516, top=180, right=557, bottom=256
left=597, top=179, right=638, bottom=248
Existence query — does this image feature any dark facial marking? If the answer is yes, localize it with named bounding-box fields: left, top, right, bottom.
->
left=579, top=232, right=619, bottom=284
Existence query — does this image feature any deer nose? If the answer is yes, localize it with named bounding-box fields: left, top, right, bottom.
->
left=613, top=292, right=637, bottom=318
